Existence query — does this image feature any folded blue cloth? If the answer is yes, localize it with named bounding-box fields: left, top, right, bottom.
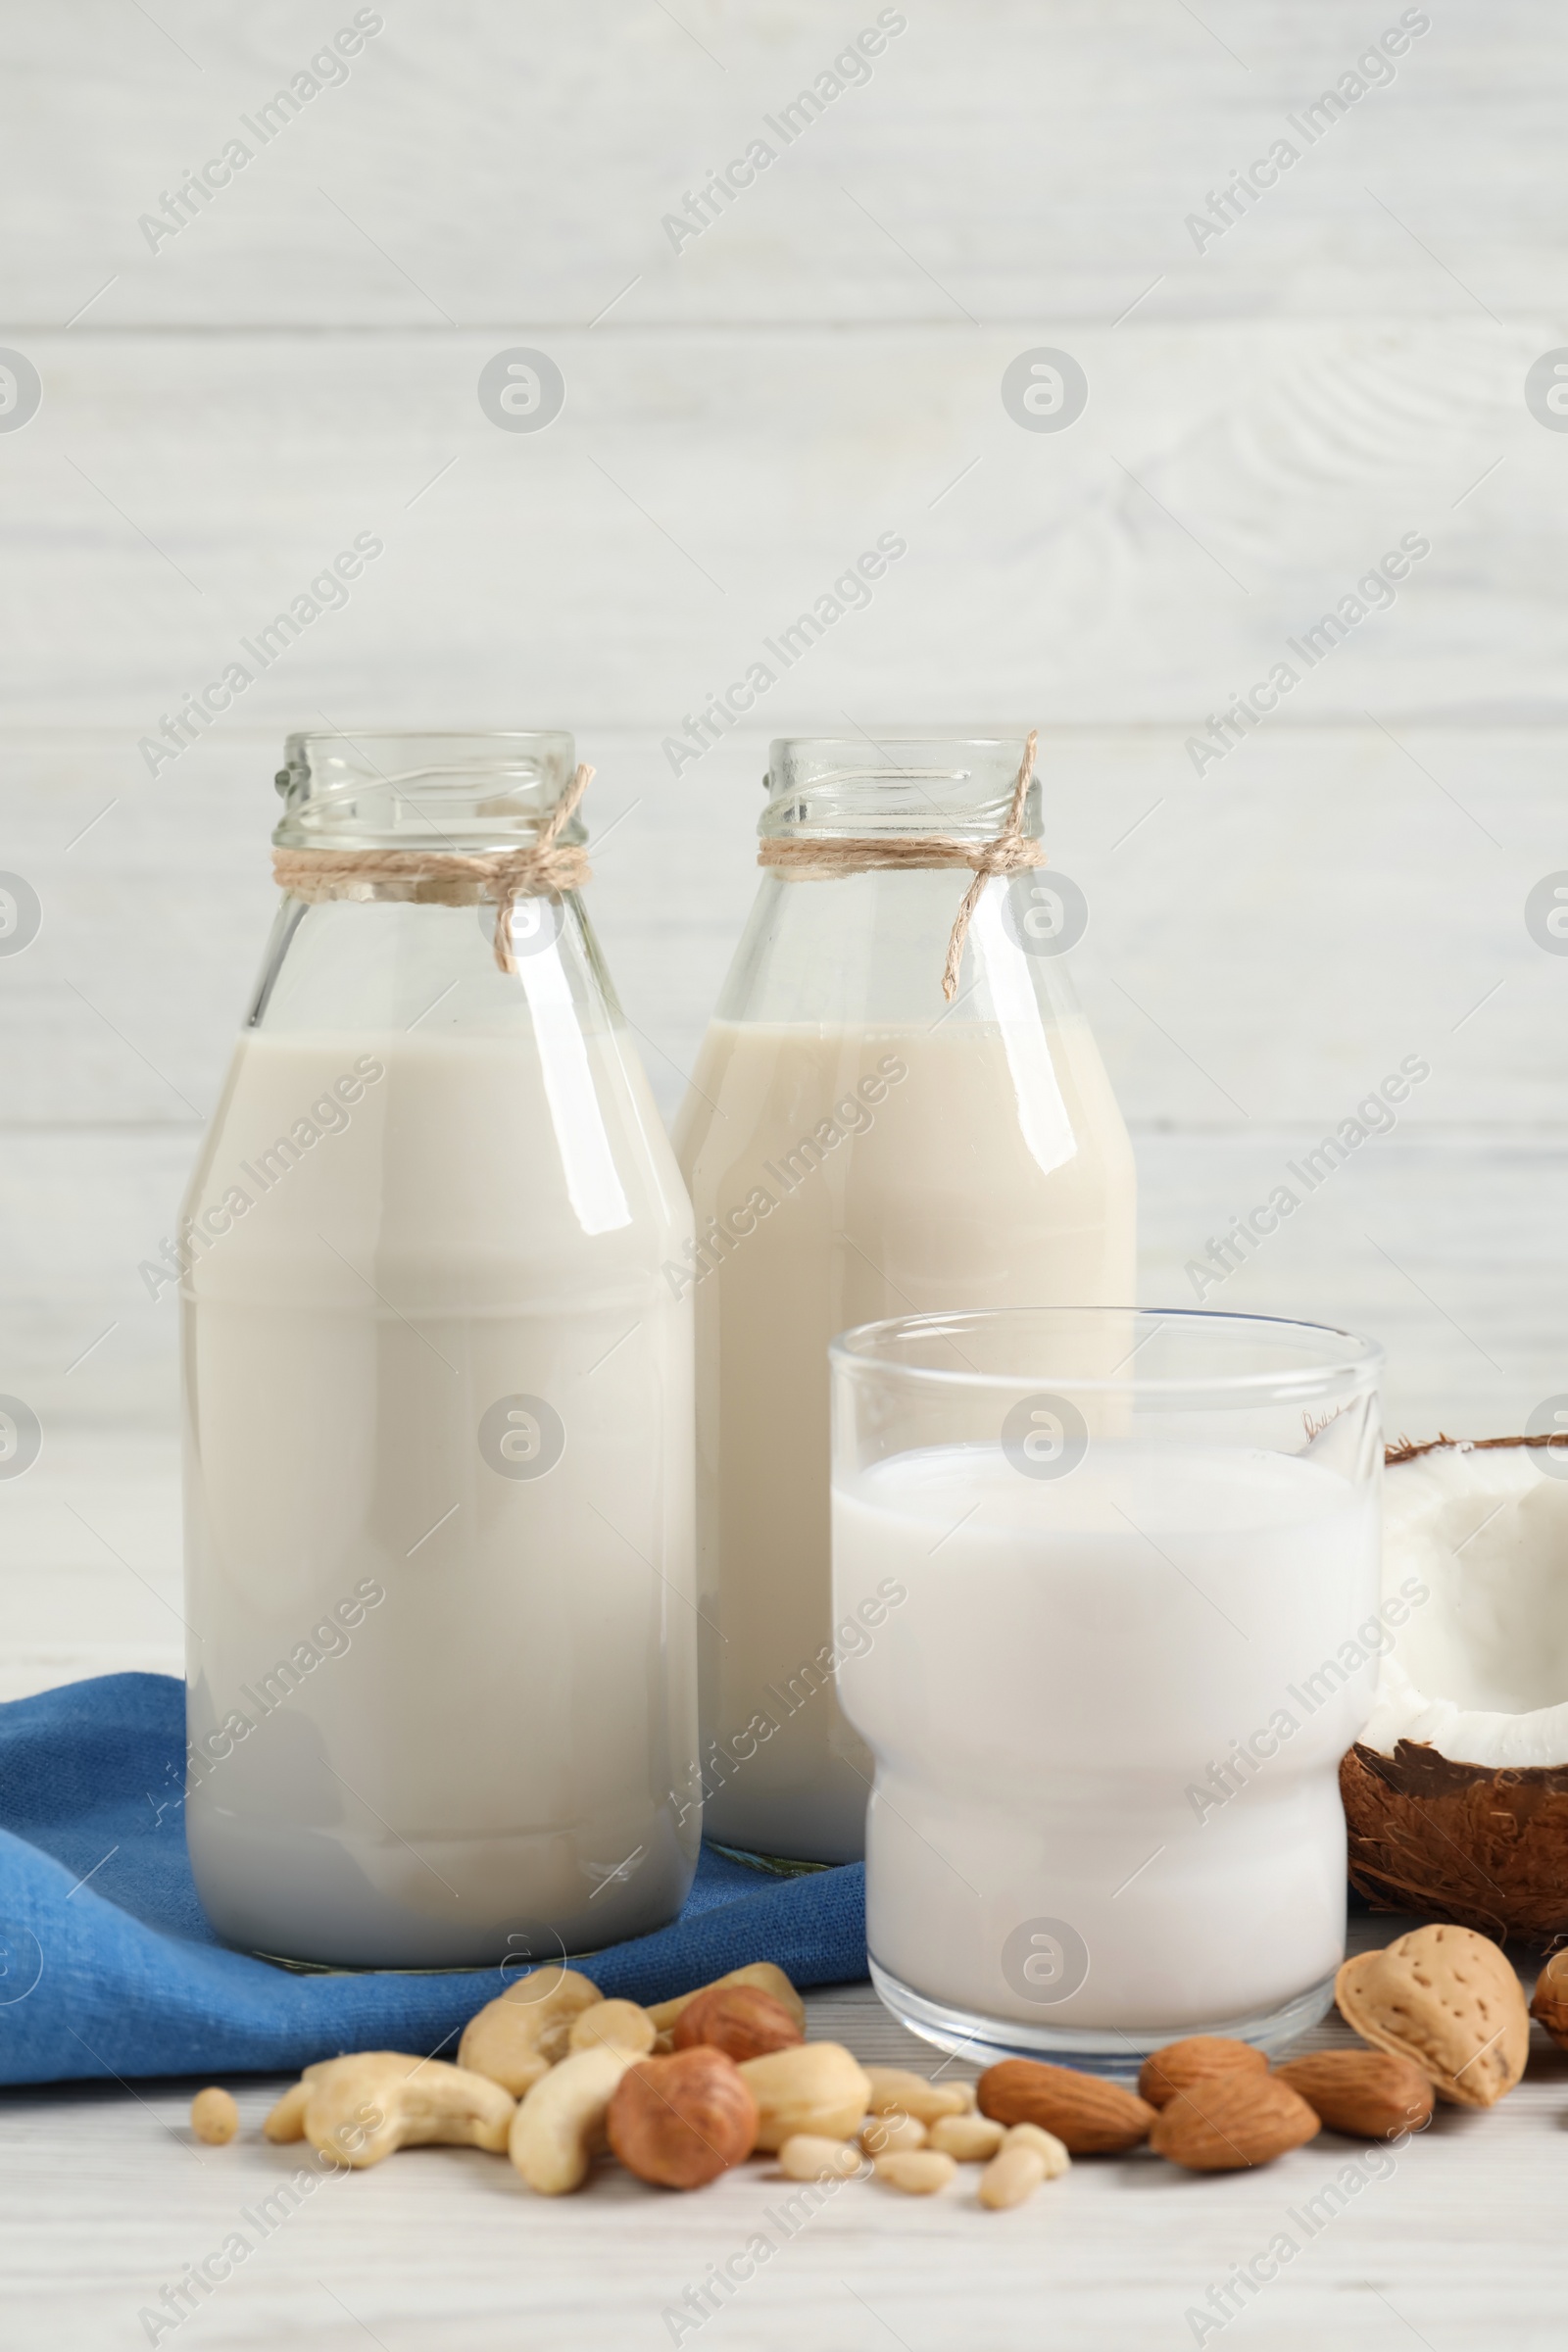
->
left=0, top=1673, right=866, bottom=2086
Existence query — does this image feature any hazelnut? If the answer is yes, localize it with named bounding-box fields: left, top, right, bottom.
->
left=672, top=1984, right=805, bottom=2064
left=607, top=2049, right=759, bottom=2189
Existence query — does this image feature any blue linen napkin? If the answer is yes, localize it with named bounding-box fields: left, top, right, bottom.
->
left=0, top=1673, right=867, bottom=2086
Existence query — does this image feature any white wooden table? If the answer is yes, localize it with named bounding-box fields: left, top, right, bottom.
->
left=2, top=1923, right=1561, bottom=2352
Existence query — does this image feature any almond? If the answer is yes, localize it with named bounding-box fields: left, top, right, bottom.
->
left=1138, top=2036, right=1267, bottom=2110
left=672, top=1984, right=804, bottom=2064
left=1274, top=2050, right=1434, bottom=2139
left=1335, top=1924, right=1529, bottom=2108
left=1530, top=1947, right=1568, bottom=2049
left=1150, top=2072, right=1319, bottom=2172
left=977, top=2060, right=1153, bottom=2155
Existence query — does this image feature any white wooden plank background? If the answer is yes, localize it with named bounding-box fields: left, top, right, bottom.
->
left=2, top=3, right=1566, bottom=2342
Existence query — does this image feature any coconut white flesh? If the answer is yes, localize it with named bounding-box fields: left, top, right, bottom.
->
left=1361, top=1442, right=1568, bottom=1769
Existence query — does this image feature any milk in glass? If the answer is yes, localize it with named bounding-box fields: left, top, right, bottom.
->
left=835, top=1434, right=1380, bottom=2036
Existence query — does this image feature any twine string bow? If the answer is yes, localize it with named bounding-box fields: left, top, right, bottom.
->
left=756, top=730, right=1043, bottom=1001
left=270, top=760, right=595, bottom=975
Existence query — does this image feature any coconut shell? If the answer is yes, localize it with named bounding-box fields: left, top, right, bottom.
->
left=1342, top=1434, right=1568, bottom=1947
left=1342, top=1740, right=1568, bottom=1944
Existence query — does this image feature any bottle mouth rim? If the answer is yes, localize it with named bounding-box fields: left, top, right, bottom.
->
left=766, top=734, right=1029, bottom=774
left=760, top=736, right=1040, bottom=843
left=272, top=731, right=583, bottom=852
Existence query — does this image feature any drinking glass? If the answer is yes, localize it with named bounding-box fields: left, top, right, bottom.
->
left=831, top=1306, right=1384, bottom=2072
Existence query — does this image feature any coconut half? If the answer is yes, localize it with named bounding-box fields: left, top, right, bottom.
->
left=1341, top=1435, right=1568, bottom=1943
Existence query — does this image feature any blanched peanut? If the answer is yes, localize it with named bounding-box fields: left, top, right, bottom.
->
left=191, top=2087, right=238, bottom=2144
left=978, top=2122, right=1070, bottom=2209
left=567, top=1999, right=656, bottom=2056
left=927, top=2112, right=1005, bottom=2162
left=859, top=2110, right=926, bottom=2155
left=778, top=2133, right=864, bottom=2181
left=1007, top=2121, right=1070, bottom=2174
left=874, top=2149, right=957, bottom=2195
left=863, top=2067, right=971, bottom=2124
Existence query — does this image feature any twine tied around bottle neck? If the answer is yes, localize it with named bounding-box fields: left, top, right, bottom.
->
left=757, top=731, right=1044, bottom=1002
left=270, top=762, right=594, bottom=975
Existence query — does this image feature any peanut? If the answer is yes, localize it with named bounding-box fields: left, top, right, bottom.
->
left=926, top=2112, right=1004, bottom=2162
left=190, top=2087, right=238, bottom=2145
left=874, top=2149, right=957, bottom=2195
left=778, top=2134, right=864, bottom=2182
left=863, top=2067, right=971, bottom=2123
left=860, top=2110, right=926, bottom=2155
left=979, top=2122, right=1070, bottom=2209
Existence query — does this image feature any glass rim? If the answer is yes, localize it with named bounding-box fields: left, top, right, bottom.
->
left=829, top=1305, right=1385, bottom=1398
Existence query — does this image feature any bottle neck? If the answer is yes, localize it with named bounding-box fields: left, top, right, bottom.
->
left=713, top=867, right=1083, bottom=1032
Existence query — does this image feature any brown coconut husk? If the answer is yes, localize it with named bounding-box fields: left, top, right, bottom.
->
left=1343, top=1435, right=1568, bottom=1948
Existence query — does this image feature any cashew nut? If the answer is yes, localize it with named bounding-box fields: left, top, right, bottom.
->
left=459, top=1965, right=604, bottom=2097
left=263, top=2080, right=311, bottom=2143
left=509, top=2045, right=634, bottom=2193
left=648, top=1962, right=805, bottom=2036
left=567, top=1998, right=656, bottom=2056
left=263, top=2053, right=365, bottom=2145
left=300, top=2052, right=515, bottom=2169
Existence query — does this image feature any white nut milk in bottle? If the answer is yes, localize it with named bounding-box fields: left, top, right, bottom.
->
left=180, top=733, right=698, bottom=1966
left=672, top=736, right=1136, bottom=1864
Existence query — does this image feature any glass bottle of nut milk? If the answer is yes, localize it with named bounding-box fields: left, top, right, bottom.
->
left=673, top=736, right=1136, bottom=1864
left=180, top=733, right=698, bottom=1966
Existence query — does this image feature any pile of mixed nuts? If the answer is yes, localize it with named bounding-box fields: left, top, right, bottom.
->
left=186, top=1922, right=1552, bottom=2206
